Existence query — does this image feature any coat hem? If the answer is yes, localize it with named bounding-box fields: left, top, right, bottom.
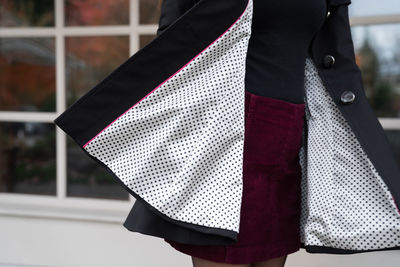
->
left=300, top=243, right=400, bottom=254
left=123, top=196, right=239, bottom=246
left=75, top=141, right=238, bottom=245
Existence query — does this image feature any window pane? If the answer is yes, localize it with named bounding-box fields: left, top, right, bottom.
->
left=0, top=122, right=56, bottom=195
left=65, top=36, right=129, bottom=107
left=349, top=0, right=400, bottom=17
left=139, top=0, right=161, bottom=25
left=0, top=37, right=56, bottom=112
left=65, top=0, right=129, bottom=26
left=0, top=0, right=54, bottom=27
left=65, top=35, right=129, bottom=200
left=66, top=136, right=129, bottom=200
left=352, top=24, right=400, bottom=118
left=139, top=34, right=156, bottom=49
left=385, top=130, right=400, bottom=167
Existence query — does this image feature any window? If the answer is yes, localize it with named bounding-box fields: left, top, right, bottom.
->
left=349, top=0, right=400, bottom=166
left=0, top=0, right=161, bottom=220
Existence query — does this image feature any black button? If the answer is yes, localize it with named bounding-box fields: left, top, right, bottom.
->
left=323, top=55, right=335, bottom=68
left=340, top=91, right=355, bottom=104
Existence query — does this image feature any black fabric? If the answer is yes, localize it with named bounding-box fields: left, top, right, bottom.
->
left=156, top=0, right=197, bottom=36
left=330, top=0, right=351, bottom=6
left=124, top=200, right=238, bottom=245
left=244, top=0, right=327, bottom=104
left=301, top=243, right=400, bottom=254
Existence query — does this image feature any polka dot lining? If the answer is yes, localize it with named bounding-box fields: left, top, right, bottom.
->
left=299, top=57, right=400, bottom=250
left=84, top=0, right=254, bottom=233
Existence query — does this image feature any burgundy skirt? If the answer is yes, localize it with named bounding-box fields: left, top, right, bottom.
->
left=164, top=89, right=306, bottom=264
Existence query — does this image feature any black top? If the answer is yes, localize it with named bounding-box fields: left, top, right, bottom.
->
left=245, top=0, right=328, bottom=104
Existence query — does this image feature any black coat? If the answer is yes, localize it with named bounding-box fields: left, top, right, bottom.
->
left=54, top=0, right=400, bottom=254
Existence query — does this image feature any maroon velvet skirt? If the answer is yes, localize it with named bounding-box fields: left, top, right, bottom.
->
left=164, top=89, right=306, bottom=264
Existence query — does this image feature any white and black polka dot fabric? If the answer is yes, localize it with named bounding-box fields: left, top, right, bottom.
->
left=299, top=57, right=400, bottom=250
left=84, top=0, right=254, bottom=233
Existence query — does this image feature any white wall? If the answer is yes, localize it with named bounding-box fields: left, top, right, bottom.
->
left=0, top=215, right=399, bottom=267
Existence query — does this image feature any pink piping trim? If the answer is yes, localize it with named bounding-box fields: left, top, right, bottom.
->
left=83, top=0, right=250, bottom=148
left=393, top=196, right=400, bottom=216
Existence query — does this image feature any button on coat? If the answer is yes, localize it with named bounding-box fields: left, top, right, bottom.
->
left=340, top=90, right=356, bottom=104
left=323, top=54, right=335, bottom=68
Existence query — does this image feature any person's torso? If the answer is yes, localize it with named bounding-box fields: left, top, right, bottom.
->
left=245, top=0, right=328, bottom=103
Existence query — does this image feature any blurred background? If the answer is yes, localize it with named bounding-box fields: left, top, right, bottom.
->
left=0, top=0, right=399, bottom=266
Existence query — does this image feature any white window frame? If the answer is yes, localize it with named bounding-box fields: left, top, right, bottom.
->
left=0, top=0, right=158, bottom=223
left=0, top=1, right=399, bottom=223
left=349, top=14, right=400, bottom=130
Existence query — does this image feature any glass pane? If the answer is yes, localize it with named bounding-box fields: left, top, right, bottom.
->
left=385, top=130, right=400, bottom=167
left=349, top=0, right=400, bottom=17
left=65, top=36, right=129, bottom=107
left=139, top=0, right=161, bottom=25
left=65, top=0, right=129, bottom=26
left=0, top=122, right=56, bottom=195
left=65, top=35, right=129, bottom=200
left=0, top=0, right=54, bottom=27
left=351, top=23, right=400, bottom=118
left=139, top=34, right=156, bottom=49
left=67, top=136, right=129, bottom=200
left=0, top=37, right=56, bottom=112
